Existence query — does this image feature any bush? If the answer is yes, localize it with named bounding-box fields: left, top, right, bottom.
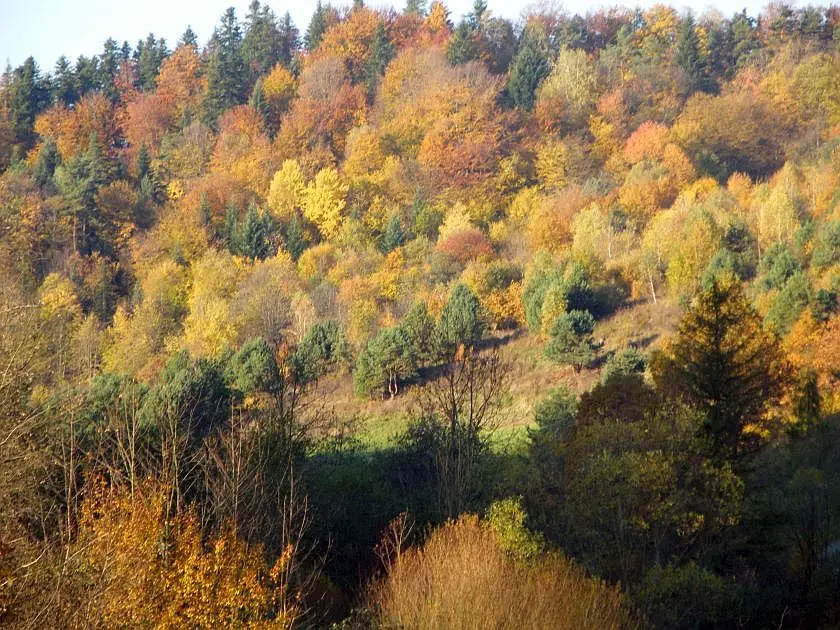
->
left=601, top=347, right=647, bottom=384
left=532, top=386, right=578, bottom=437
left=437, top=283, right=485, bottom=352
left=759, top=243, right=800, bottom=291
left=545, top=309, right=597, bottom=371
left=766, top=272, right=810, bottom=334
left=372, top=514, right=638, bottom=630
left=638, top=562, right=735, bottom=629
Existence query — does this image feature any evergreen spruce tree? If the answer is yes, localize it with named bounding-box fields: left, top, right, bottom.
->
left=278, top=12, right=299, bottom=67
left=507, top=26, right=549, bottom=110
left=365, top=22, right=395, bottom=100
left=204, top=8, right=246, bottom=125
left=199, top=193, right=213, bottom=229
left=242, top=0, right=282, bottom=80
left=74, top=55, right=101, bottom=96
left=405, top=0, right=426, bottom=16
left=676, top=13, right=704, bottom=92
left=99, top=38, right=121, bottom=101
left=225, top=202, right=240, bottom=253
left=240, top=203, right=271, bottom=260
left=55, top=135, right=115, bottom=254
left=380, top=214, right=405, bottom=253
left=137, top=34, right=168, bottom=91
left=179, top=26, right=198, bottom=48
left=52, top=55, right=77, bottom=106
left=652, top=278, right=787, bottom=460
left=136, top=144, right=151, bottom=181
left=249, top=78, right=267, bottom=125
left=285, top=213, right=306, bottom=260
left=305, top=1, right=328, bottom=52
left=447, top=21, right=478, bottom=65
left=33, top=138, right=60, bottom=189
left=8, top=57, right=50, bottom=151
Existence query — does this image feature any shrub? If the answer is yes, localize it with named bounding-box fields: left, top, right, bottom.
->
left=545, top=309, right=597, bottom=371
left=601, top=347, right=647, bottom=384
left=372, top=513, right=637, bottom=630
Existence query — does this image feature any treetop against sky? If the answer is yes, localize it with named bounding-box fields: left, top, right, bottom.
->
left=2, top=0, right=792, bottom=69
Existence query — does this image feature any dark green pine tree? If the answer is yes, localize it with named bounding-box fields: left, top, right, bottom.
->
left=52, top=55, right=78, bottom=106
left=118, top=41, right=131, bottom=62
left=240, top=203, right=272, bottom=260
left=99, top=38, right=121, bottom=101
left=136, top=144, right=151, bottom=181
left=242, top=0, right=282, bottom=80
left=447, top=21, right=478, bottom=65
left=203, top=9, right=247, bottom=125
left=225, top=202, right=240, bottom=253
left=199, top=192, right=213, bottom=229
left=467, top=0, right=487, bottom=30
left=285, top=213, right=306, bottom=260
left=179, top=26, right=198, bottom=48
left=405, top=0, right=426, bottom=16
left=437, top=283, right=485, bottom=352
left=74, top=55, right=101, bottom=97
left=730, top=10, right=759, bottom=70
left=56, top=135, right=115, bottom=254
left=379, top=214, right=405, bottom=253
left=8, top=57, right=51, bottom=152
left=676, top=13, right=705, bottom=93
left=136, top=34, right=168, bottom=91
left=33, top=137, right=60, bottom=189
left=305, top=1, right=328, bottom=52
left=507, top=26, right=549, bottom=111
left=365, top=22, right=395, bottom=100
left=545, top=310, right=597, bottom=372
left=249, top=78, right=268, bottom=126
left=278, top=12, right=299, bottom=67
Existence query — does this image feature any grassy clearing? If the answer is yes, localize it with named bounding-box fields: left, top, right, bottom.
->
left=324, top=299, right=681, bottom=450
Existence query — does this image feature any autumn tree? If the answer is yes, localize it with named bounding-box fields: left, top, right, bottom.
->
left=560, top=401, right=743, bottom=585
left=302, top=167, right=348, bottom=239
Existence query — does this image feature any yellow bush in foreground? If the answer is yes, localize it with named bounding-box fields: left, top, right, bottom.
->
left=373, top=514, right=638, bottom=630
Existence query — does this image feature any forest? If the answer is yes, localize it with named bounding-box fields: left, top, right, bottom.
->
left=1, top=0, right=840, bottom=627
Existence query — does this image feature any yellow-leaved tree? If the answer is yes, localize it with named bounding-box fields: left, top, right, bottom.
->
left=66, top=479, right=298, bottom=628
left=268, top=159, right=306, bottom=221
left=182, top=249, right=244, bottom=357
left=302, top=167, right=348, bottom=239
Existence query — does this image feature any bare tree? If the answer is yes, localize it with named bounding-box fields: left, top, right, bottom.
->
left=415, top=346, right=509, bottom=518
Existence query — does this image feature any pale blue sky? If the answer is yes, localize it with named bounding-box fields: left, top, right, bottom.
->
left=0, top=0, right=811, bottom=71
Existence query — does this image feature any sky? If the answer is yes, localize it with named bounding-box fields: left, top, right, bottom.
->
left=0, top=0, right=815, bottom=72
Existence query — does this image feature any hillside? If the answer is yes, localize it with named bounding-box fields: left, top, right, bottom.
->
left=2, top=1, right=840, bottom=627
